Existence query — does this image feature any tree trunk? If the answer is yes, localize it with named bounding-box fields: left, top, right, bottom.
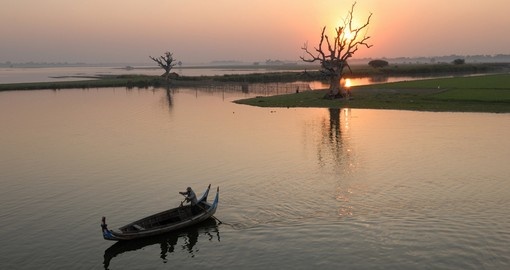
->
left=162, top=70, right=170, bottom=81
left=329, top=74, right=340, bottom=97
left=327, top=72, right=347, bottom=99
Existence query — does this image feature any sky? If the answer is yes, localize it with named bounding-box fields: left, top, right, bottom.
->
left=1, top=0, right=509, bottom=64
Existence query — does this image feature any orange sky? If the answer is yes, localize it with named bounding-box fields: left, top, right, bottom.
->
left=1, top=0, right=508, bottom=64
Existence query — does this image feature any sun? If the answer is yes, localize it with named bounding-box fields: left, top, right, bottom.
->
left=344, top=78, right=352, bottom=88
left=341, top=78, right=352, bottom=88
left=343, top=29, right=355, bottom=41
left=332, top=21, right=355, bottom=42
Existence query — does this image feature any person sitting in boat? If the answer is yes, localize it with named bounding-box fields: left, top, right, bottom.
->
left=179, top=187, right=197, bottom=206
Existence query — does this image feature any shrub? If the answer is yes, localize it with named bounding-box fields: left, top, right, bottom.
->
left=368, top=59, right=389, bottom=68
left=452, top=59, right=465, bottom=65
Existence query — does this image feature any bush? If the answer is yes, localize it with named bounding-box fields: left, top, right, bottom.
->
left=368, top=59, right=389, bottom=68
left=452, top=59, right=465, bottom=65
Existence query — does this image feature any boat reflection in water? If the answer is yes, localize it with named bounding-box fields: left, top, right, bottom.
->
left=103, top=219, right=220, bottom=269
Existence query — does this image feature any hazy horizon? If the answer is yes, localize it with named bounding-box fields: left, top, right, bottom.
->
left=1, top=0, right=509, bottom=64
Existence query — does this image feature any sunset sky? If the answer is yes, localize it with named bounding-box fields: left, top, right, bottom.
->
left=1, top=0, right=509, bottom=64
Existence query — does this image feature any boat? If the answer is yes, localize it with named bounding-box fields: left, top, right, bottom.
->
left=101, top=185, right=219, bottom=241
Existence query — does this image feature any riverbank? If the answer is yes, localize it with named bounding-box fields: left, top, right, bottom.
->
left=235, top=74, right=510, bottom=113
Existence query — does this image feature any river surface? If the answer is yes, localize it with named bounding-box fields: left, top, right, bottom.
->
left=0, top=66, right=300, bottom=84
left=0, top=87, right=509, bottom=269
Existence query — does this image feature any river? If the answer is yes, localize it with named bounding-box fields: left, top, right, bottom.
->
left=0, top=86, right=509, bottom=269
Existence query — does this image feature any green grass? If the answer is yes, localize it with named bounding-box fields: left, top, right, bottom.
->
left=235, top=74, right=510, bottom=113
left=357, top=74, right=510, bottom=90
left=432, top=89, right=510, bottom=102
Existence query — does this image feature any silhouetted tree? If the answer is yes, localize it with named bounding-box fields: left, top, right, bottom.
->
left=452, top=58, right=465, bottom=65
left=150, top=52, right=177, bottom=80
left=301, top=2, right=372, bottom=99
left=368, top=59, right=389, bottom=68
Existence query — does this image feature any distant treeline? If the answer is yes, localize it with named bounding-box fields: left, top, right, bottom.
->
left=206, top=63, right=510, bottom=83
left=350, top=62, right=510, bottom=77
left=2, top=54, right=510, bottom=68
left=364, top=54, right=510, bottom=64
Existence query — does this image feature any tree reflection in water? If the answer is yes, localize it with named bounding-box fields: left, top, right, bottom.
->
left=318, top=108, right=357, bottom=217
left=165, top=86, right=173, bottom=110
left=317, top=108, right=352, bottom=170
left=103, top=219, right=220, bottom=269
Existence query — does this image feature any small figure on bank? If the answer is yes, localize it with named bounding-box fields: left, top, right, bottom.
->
left=179, top=187, right=197, bottom=206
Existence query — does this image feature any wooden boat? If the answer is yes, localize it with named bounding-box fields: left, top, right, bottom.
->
left=102, top=185, right=219, bottom=241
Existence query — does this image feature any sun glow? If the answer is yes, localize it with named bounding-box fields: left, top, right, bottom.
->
left=344, top=78, right=352, bottom=88
left=342, top=29, right=355, bottom=41
left=333, top=15, right=364, bottom=43
left=328, top=23, right=355, bottom=43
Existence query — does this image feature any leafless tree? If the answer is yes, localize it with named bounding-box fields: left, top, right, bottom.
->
left=150, top=52, right=177, bottom=80
left=301, top=2, right=372, bottom=98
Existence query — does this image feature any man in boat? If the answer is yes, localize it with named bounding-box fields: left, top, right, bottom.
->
left=179, top=187, right=197, bottom=206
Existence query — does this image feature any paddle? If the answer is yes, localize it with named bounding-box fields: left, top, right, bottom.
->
left=180, top=193, right=223, bottom=225
left=197, top=203, right=223, bottom=225
left=179, top=198, right=187, bottom=207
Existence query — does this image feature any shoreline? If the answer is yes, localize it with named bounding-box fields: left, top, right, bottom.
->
left=234, top=74, right=510, bottom=113
left=1, top=66, right=509, bottom=114
left=1, top=62, right=509, bottom=91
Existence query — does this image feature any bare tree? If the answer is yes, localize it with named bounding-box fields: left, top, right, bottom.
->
left=301, top=2, right=372, bottom=98
left=149, top=52, right=177, bottom=80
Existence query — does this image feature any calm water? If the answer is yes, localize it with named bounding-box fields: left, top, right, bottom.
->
left=0, top=66, right=304, bottom=84
left=1, top=87, right=509, bottom=269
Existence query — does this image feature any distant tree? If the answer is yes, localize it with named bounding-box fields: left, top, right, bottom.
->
left=150, top=51, right=177, bottom=80
left=368, top=59, right=389, bottom=68
left=301, top=2, right=372, bottom=99
left=452, top=58, right=465, bottom=65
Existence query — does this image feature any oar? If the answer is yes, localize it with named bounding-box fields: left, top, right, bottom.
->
left=179, top=198, right=186, bottom=207
left=180, top=193, right=223, bottom=225
left=196, top=203, right=223, bottom=225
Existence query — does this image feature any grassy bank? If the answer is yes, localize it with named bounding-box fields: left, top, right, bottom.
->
left=234, top=74, right=510, bottom=113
